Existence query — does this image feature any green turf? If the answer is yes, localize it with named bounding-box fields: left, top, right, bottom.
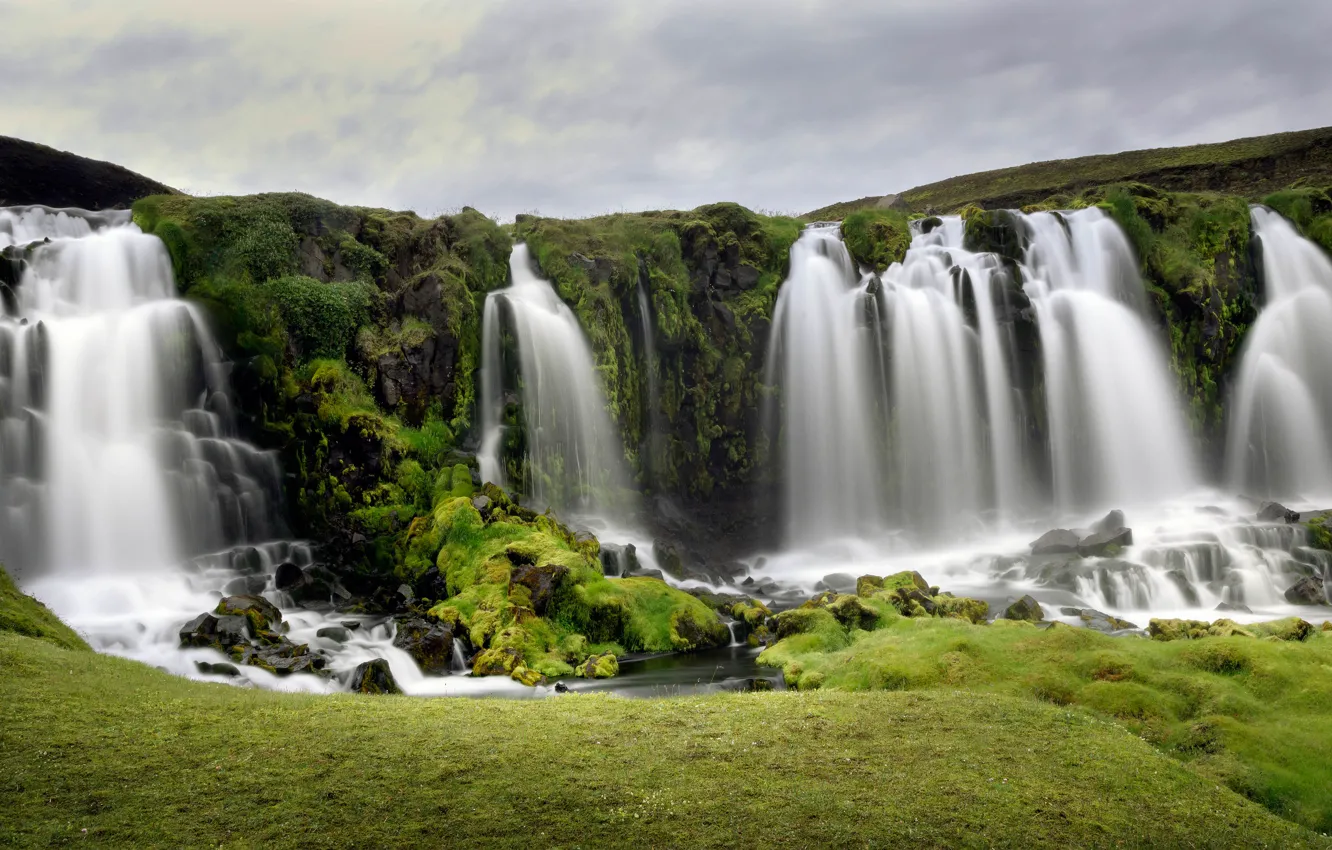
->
left=0, top=631, right=1323, bottom=849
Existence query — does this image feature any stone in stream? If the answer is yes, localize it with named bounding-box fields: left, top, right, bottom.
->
left=392, top=617, right=456, bottom=674
left=1285, top=575, right=1328, bottom=605
left=1031, top=529, right=1080, bottom=555
left=350, top=659, right=401, bottom=695
left=1003, top=595, right=1044, bottom=622
left=317, top=626, right=352, bottom=644
left=1258, top=501, right=1300, bottom=523
left=1058, top=607, right=1138, bottom=633
left=194, top=660, right=242, bottom=677
left=179, top=612, right=250, bottom=648
left=1214, top=601, right=1253, bottom=614
left=1077, top=526, right=1133, bottom=557
left=215, top=594, right=283, bottom=633
left=273, top=561, right=305, bottom=591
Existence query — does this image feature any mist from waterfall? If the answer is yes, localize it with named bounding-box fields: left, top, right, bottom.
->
left=477, top=244, right=629, bottom=516
left=1226, top=206, right=1332, bottom=499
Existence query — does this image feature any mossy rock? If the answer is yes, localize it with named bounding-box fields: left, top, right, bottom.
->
left=668, top=608, right=728, bottom=651
left=574, top=651, right=619, bottom=679
left=215, top=595, right=283, bottom=635
left=841, top=209, right=911, bottom=272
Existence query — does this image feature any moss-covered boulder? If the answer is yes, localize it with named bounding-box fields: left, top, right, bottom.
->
left=840, top=209, right=911, bottom=272
left=350, top=658, right=401, bottom=694
left=215, top=595, right=283, bottom=635
left=1149, top=617, right=1315, bottom=642
left=1003, top=596, right=1044, bottom=623
left=574, top=651, right=619, bottom=679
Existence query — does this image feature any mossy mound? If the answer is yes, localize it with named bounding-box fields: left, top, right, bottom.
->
left=1149, top=616, right=1315, bottom=642
left=0, top=565, right=88, bottom=652
left=756, top=610, right=1332, bottom=833
left=854, top=572, right=988, bottom=624
left=411, top=487, right=726, bottom=684
left=840, top=209, right=911, bottom=272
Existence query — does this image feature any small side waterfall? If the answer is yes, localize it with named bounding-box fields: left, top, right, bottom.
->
left=768, top=226, right=884, bottom=545
left=1226, top=206, right=1332, bottom=499
left=0, top=206, right=289, bottom=672
left=477, top=244, right=629, bottom=515
left=1023, top=208, right=1197, bottom=511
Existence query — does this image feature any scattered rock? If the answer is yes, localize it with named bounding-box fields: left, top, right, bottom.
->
left=1285, top=575, right=1327, bottom=605
left=1214, top=602, right=1253, bottom=614
left=1003, top=595, right=1044, bottom=622
left=1077, top=526, right=1133, bottom=557
left=317, top=626, right=352, bottom=643
left=392, top=616, right=456, bottom=674
left=341, top=620, right=362, bottom=631
left=1031, top=529, right=1080, bottom=555
left=1259, top=501, right=1300, bottom=523
left=179, top=612, right=250, bottom=648
left=215, top=595, right=282, bottom=634
left=553, top=681, right=570, bottom=694
left=1058, top=607, right=1138, bottom=632
left=817, top=573, right=858, bottom=594
left=350, top=659, right=401, bottom=694
left=194, top=660, right=242, bottom=677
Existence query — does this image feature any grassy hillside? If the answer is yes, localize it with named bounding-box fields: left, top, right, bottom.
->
left=1, top=629, right=1322, bottom=849
left=807, top=126, right=1332, bottom=217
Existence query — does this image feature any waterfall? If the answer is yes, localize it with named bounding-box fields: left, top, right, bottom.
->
left=477, top=244, right=629, bottom=515
left=0, top=207, right=289, bottom=674
left=1023, top=208, right=1196, bottom=511
left=1226, top=206, right=1332, bottom=499
left=768, top=225, right=885, bottom=545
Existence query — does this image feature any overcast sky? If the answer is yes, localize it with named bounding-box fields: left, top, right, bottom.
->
left=4, top=0, right=1331, bottom=219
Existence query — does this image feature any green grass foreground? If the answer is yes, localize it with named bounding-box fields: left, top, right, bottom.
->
left=0, top=632, right=1324, bottom=849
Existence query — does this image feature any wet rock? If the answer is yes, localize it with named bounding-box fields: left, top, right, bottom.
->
left=194, top=660, right=242, bottom=677
left=392, top=616, right=455, bottom=674
left=222, top=575, right=268, bottom=596
left=470, top=494, right=493, bottom=514
left=1031, top=529, right=1080, bottom=555
left=554, top=681, right=571, bottom=694
left=1078, top=526, right=1133, bottom=557
left=350, top=659, right=401, bottom=695
left=1285, top=575, right=1328, bottom=605
left=274, top=561, right=306, bottom=591
left=179, top=612, right=250, bottom=648
left=288, top=566, right=351, bottom=607
left=1259, top=501, right=1300, bottom=523
left=1003, top=595, right=1044, bottom=622
left=317, top=626, right=352, bottom=643
left=341, top=620, right=362, bottom=631
left=1214, top=602, right=1253, bottom=614
left=508, top=563, right=569, bottom=616
left=1093, top=509, right=1126, bottom=533
left=1165, top=569, right=1202, bottom=606
left=215, top=595, right=282, bottom=633
left=413, top=566, right=450, bottom=604
left=600, top=542, right=639, bottom=578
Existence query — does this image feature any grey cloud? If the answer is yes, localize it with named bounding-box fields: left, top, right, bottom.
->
left=4, top=0, right=1332, bottom=218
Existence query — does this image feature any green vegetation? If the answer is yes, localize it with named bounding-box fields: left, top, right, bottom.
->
left=515, top=202, right=800, bottom=497
left=0, top=566, right=88, bottom=652
left=839, top=208, right=911, bottom=271
left=758, top=597, right=1332, bottom=833
left=809, top=126, right=1332, bottom=216
left=2, top=629, right=1322, bottom=848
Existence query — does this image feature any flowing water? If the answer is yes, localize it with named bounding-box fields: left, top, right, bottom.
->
left=1227, top=206, right=1332, bottom=500
left=477, top=244, right=629, bottom=516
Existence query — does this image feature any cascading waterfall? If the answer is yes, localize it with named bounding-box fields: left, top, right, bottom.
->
left=768, top=225, right=885, bottom=545
left=0, top=207, right=291, bottom=675
left=1022, top=208, right=1197, bottom=511
left=1226, top=206, right=1332, bottom=499
left=477, top=244, right=629, bottom=515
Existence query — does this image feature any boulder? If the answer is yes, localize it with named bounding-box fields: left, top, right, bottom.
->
left=1093, top=509, right=1126, bottom=533
left=194, top=660, right=242, bottom=677
left=350, top=659, right=401, bottom=695
left=1003, top=595, right=1044, bottom=622
left=817, top=573, right=858, bottom=594
left=1078, top=526, right=1133, bottom=557
left=392, top=616, right=455, bottom=674
left=600, top=543, right=640, bottom=577
left=1285, top=575, right=1327, bottom=605
left=215, top=595, right=282, bottom=634
left=824, top=594, right=880, bottom=631
left=1259, top=501, right=1300, bottom=523
left=316, top=626, right=352, bottom=644
left=508, top=563, right=569, bottom=616
left=1031, top=529, right=1080, bottom=555
left=574, top=651, right=619, bottom=679
left=1058, top=607, right=1138, bottom=633
left=273, top=562, right=306, bottom=591
left=1214, top=602, right=1253, bottom=614
left=286, top=566, right=350, bottom=607
left=179, top=612, right=250, bottom=649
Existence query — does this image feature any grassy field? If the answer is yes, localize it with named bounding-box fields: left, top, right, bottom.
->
left=806, top=126, right=1332, bottom=218
left=0, top=628, right=1325, bottom=848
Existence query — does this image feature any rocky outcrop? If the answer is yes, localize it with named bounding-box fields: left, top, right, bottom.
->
left=1003, top=595, right=1044, bottom=623
left=392, top=616, right=456, bottom=674
left=350, top=659, right=401, bottom=694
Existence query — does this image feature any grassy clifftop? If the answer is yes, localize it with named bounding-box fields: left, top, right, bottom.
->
left=0, top=136, right=174, bottom=210
left=808, top=126, right=1332, bottom=217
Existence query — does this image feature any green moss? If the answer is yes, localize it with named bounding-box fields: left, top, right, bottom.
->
left=840, top=209, right=911, bottom=271
left=263, top=275, right=375, bottom=361
left=0, top=565, right=89, bottom=652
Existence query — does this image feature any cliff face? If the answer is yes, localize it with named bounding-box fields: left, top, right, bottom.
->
left=0, top=136, right=173, bottom=209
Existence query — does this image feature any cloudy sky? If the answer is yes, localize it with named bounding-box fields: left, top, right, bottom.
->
left=4, top=0, right=1331, bottom=219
